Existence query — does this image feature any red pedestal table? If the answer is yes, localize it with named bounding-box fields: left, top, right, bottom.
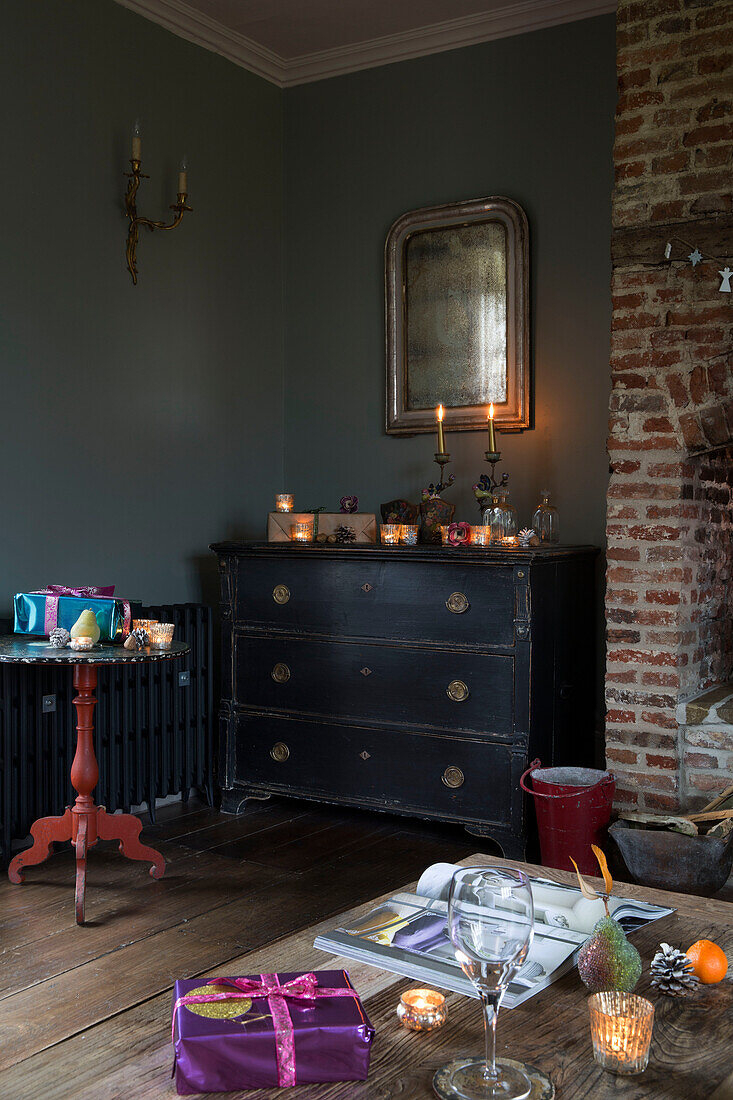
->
left=1, top=635, right=190, bottom=924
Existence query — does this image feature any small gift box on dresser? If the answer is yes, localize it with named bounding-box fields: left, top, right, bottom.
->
left=267, top=513, right=377, bottom=544
left=172, top=970, right=374, bottom=1094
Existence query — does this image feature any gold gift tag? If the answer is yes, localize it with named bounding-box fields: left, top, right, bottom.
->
left=184, top=984, right=252, bottom=1020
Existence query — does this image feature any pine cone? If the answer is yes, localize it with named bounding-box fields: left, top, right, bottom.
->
left=650, top=943, right=699, bottom=997
left=49, top=627, right=71, bottom=648
left=133, top=627, right=149, bottom=646
left=334, top=525, right=356, bottom=544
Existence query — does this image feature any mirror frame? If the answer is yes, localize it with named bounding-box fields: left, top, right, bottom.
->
left=385, top=196, right=530, bottom=435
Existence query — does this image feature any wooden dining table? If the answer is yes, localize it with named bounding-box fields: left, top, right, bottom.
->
left=179, top=851, right=731, bottom=1100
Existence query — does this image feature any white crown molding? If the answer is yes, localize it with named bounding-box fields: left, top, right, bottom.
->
left=114, top=0, right=617, bottom=88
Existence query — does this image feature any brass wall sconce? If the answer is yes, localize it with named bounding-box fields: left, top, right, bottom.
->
left=124, top=120, right=192, bottom=284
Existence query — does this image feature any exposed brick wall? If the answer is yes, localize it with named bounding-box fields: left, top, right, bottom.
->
left=607, top=0, right=733, bottom=812
left=695, top=443, right=733, bottom=686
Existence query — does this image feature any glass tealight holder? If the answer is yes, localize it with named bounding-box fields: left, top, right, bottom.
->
left=69, top=636, right=94, bottom=651
left=396, top=988, right=447, bottom=1032
left=292, top=520, right=314, bottom=543
left=380, top=524, right=400, bottom=545
left=588, top=992, right=654, bottom=1076
left=471, top=525, right=491, bottom=546
left=400, top=524, right=419, bottom=545
left=275, top=493, right=294, bottom=513
left=148, top=622, right=175, bottom=649
left=439, top=525, right=452, bottom=545
left=133, top=619, right=158, bottom=635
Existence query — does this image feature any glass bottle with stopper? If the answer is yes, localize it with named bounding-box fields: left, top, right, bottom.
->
left=532, top=490, right=559, bottom=543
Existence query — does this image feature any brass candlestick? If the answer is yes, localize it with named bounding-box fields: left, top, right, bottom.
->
left=124, top=159, right=193, bottom=284
left=484, top=450, right=504, bottom=491
left=428, top=452, right=454, bottom=497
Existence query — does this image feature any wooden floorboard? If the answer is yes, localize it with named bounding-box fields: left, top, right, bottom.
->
left=0, top=795, right=473, bottom=1092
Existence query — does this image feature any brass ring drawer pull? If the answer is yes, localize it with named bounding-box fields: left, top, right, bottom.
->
left=442, top=766, right=465, bottom=789
left=270, top=742, right=290, bottom=762
left=447, top=679, right=469, bottom=702
left=272, top=584, right=290, bottom=604
left=446, top=592, right=469, bottom=614
left=271, top=663, right=291, bottom=683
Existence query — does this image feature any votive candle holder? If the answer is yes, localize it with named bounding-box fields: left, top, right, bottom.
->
left=292, top=520, right=314, bottom=543
left=471, top=525, right=491, bottom=546
left=69, top=636, right=94, bottom=651
left=275, top=494, right=294, bottom=513
left=380, top=524, right=400, bottom=545
left=133, top=619, right=158, bottom=636
left=400, top=524, right=419, bottom=545
left=588, top=992, right=654, bottom=1076
left=148, top=622, right=175, bottom=649
left=396, top=989, right=447, bottom=1032
left=439, top=525, right=452, bottom=545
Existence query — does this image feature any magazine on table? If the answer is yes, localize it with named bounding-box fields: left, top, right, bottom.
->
left=314, top=862, right=675, bottom=1008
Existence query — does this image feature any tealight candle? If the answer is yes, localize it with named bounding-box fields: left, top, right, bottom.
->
left=439, top=525, right=451, bottom=545
left=501, top=535, right=519, bottom=547
left=275, top=494, right=294, bottom=513
left=471, top=525, right=491, bottom=546
left=400, top=524, right=419, bottom=545
left=292, top=520, right=314, bottom=543
left=380, top=524, right=400, bottom=545
left=396, top=988, right=447, bottom=1032
left=148, top=622, right=175, bottom=649
left=69, top=636, right=94, bottom=651
left=588, top=992, right=654, bottom=1076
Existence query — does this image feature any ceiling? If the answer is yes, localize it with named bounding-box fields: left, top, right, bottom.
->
left=115, top=0, right=616, bottom=86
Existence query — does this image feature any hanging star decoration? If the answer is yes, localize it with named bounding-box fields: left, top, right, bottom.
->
left=664, top=238, right=732, bottom=295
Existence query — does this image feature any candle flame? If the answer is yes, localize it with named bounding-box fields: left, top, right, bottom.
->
left=488, top=403, right=494, bottom=420
left=437, top=405, right=444, bottom=422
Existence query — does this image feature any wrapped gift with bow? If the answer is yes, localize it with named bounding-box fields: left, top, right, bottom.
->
left=171, top=970, right=373, bottom=1094
left=13, top=585, right=133, bottom=641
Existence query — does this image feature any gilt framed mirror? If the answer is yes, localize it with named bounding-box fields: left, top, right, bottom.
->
left=385, top=196, right=529, bottom=434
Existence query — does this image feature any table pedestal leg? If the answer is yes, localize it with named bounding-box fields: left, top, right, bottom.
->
left=8, top=661, right=166, bottom=925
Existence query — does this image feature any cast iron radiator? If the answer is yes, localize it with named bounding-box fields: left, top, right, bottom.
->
left=0, top=603, right=214, bottom=870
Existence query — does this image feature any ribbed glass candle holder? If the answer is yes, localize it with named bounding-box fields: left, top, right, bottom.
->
left=471, top=525, right=491, bottom=546
left=380, top=524, right=400, bottom=545
left=588, top=992, right=654, bottom=1075
left=292, top=520, right=314, bottom=543
left=400, top=524, right=419, bottom=545
left=275, top=494, right=294, bottom=513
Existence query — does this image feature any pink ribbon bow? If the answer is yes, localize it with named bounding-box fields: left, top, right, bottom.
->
left=30, top=585, right=130, bottom=637
left=172, top=972, right=359, bottom=1086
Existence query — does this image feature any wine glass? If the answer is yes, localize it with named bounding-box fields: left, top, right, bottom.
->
left=438, top=866, right=535, bottom=1100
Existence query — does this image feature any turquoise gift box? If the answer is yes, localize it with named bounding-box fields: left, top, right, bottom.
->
left=13, top=586, right=133, bottom=642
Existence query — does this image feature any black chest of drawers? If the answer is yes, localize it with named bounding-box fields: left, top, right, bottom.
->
left=211, top=541, right=598, bottom=859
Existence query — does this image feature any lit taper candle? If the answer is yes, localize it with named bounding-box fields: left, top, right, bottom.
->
left=131, top=119, right=141, bottom=161
left=487, top=402, right=497, bottom=453
left=436, top=404, right=446, bottom=454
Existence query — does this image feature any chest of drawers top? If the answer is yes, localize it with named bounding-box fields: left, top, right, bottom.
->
left=212, top=542, right=598, bottom=649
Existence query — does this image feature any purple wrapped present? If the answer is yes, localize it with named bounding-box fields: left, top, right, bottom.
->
left=171, top=970, right=374, bottom=1094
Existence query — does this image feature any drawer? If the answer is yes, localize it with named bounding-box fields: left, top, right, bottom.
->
left=235, top=714, right=516, bottom=826
left=235, top=634, right=515, bottom=738
left=234, top=556, right=516, bottom=647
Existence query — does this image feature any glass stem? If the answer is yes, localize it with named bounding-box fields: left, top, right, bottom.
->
left=480, top=991, right=502, bottom=1081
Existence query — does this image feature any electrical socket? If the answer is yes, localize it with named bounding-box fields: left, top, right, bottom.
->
left=178, top=671, right=191, bottom=687
left=42, top=694, right=57, bottom=714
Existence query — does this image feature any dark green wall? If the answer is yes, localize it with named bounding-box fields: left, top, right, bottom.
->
left=283, top=17, right=615, bottom=546
left=0, top=0, right=283, bottom=614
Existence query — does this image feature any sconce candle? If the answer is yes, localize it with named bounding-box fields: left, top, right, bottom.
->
left=380, top=524, right=401, bottom=545
left=396, top=989, right=447, bottom=1032
left=436, top=405, right=446, bottom=454
left=292, top=520, right=314, bottom=543
left=275, top=494, right=294, bottom=513
left=131, top=118, right=141, bottom=161
left=588, top=992, right=654, bottom=1076
left=487, top=402, right=497, bottom=453
left=178, top=155, right=188, bottom=195
left=400, top=524, right=419, bottom=545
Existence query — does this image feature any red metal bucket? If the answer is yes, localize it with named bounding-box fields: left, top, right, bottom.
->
left=520, top=759, right=615, bottom=875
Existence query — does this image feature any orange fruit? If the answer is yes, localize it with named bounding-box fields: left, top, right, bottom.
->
left=686, top=940, right=728, bottom=984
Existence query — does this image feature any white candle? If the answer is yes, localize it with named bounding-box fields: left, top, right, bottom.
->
left=178, top=155, right=188, bottom=195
